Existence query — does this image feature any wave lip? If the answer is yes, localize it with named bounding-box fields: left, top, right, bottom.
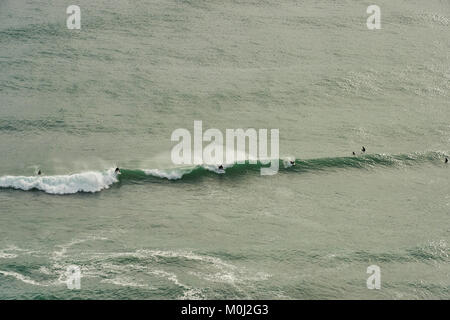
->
left=142, top=168, right=193, bottom=180
left=0, top=151, right=447, bottom=195
left=0, top=169, right=118, bottom=195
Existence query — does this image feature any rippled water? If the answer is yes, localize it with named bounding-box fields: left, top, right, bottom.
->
left=0, top=0, right=449, bottom=299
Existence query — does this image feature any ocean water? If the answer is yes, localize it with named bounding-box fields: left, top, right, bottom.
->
left=0, top=0, right=449, bottom=299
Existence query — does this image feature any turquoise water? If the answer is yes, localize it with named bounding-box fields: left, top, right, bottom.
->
left=0, top=0, right=449, bottom=299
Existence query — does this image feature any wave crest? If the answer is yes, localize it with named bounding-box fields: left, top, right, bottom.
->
left=0, top=169, right=118, bottom=194
left=0, top=151, right=447, bottom=195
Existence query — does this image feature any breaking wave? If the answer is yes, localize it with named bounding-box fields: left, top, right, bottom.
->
left=0, top=169, right=118, bottom=195
left=0, top=151, right=447, bottom=195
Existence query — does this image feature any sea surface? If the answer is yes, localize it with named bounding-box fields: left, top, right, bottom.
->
left=0, top=0, right=449, bottom=299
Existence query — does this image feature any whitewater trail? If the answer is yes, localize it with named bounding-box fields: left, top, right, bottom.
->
left=0, top=151, right=447, bottom=195
left=0, top=169, right=118, bottom=195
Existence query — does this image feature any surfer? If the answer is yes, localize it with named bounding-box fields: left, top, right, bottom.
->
left=289, top=160, right=295, bottom=166
left=218, top=165, right=224, bottom=170
left=445, top=158, right=448, bottom=164
left=37, top=170, right=41, bottom=175
left=352, top=152, right=356, bottom=156
left=115, top=167, right=120, bottom=174
left=361, top=146, right=366, bottom=153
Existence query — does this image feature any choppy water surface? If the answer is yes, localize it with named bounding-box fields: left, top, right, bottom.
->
left=0, top=0, right=449, bottom=299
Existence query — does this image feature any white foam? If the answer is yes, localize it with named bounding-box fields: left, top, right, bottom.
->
left=0, top=240, right=270, bottom=298
left=202, top=164, right=227, bottom=174
left=143, top=168, right=193, bottom=180
left=0, top=270, right=47, bottom=286
left=53, top=236, right=109, bottom=258
left=0, top=169, right=118, bottom=194
left=101, top=277, right=149, bottom=288
left=283, top=157, right=296, bottom=168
